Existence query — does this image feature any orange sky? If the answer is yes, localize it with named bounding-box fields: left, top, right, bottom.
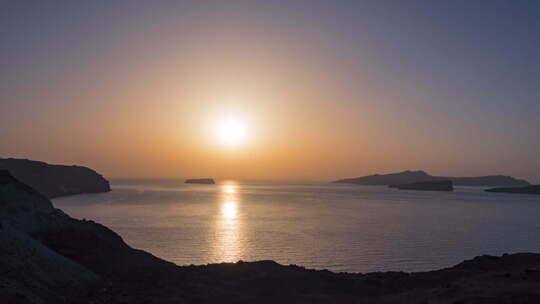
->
left=2, top=2, right=539, bottom=182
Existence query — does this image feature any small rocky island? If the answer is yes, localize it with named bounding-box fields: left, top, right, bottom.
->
left=3, top=170, right=540, bottom=303
left=485, top=185, right=540, bottom=195
left=185, top=178, right=215, bottom=184
left=390, top=180, right=454, bottom=191
left=0, top=158, right=110, bottom=198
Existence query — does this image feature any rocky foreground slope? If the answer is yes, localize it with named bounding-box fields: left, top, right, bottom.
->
left=0, top=158, right=110, bottom=198
left=2, top=170, right=540, bottom=303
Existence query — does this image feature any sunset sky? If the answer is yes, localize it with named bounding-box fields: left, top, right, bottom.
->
left=2, top=1, right=540, bottom=182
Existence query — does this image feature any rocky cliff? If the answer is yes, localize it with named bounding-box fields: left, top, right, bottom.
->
left=335, top=170, right=529, bottom=187
left=2, top=170, right=540, bottom=303
left=0, top=158, right=110, bottom=198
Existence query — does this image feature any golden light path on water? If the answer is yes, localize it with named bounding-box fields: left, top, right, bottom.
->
left=212, top=182, right=243, bottom=262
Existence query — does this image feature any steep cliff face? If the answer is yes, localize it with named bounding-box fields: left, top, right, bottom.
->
left=0, top=158, right=110, bottom=198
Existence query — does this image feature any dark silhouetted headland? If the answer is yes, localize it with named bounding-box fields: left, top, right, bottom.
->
left=390, top=180, right=454, bottom=191
left=485, top=185, right=540, bottom=195
left=185, top=178, right=215, bottom=184
left=3, top=170, right=540, bottom=303
left=335, top=170, right=529, bottom=187
left=0, top=158, right=110, bottom=198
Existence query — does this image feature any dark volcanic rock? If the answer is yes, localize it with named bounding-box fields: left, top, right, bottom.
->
left=334, top=170, right=529, bottom=187
left=3, top=170, right=540, bottom=303
left=390, top=180, right=454, bottom=191
left=0, top=158, right=110, bottom=198
left=0, top=170, right=102, bottom=303
left=185, top=178, right=215, bottom=184
left=485, top=185, right=540, bottom=194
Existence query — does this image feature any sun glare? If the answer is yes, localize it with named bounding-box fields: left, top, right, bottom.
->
left=222, top=201, right=238, bottom=218
left=216, top=117, right=248, bottom=146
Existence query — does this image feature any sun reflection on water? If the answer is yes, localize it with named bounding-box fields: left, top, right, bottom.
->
left=211, top=182, right=243, bottom=263
left=222, top=185, right=237, bottom=194
left=222, top=201, right=238, bottom=218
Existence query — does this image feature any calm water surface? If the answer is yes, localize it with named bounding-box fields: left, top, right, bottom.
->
left=53, top=180, right=540, bottom=273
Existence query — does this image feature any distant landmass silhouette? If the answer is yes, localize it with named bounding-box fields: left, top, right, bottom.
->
left=3, top=169, right=540, bottom=303
left=0, top=158, right=110, bottom=198
left=390, top=180, right=454, bottom=191
left=185, top=178, right=215, bottom=184
left=485, top=185, right=540, bottom=195
left=334, top=170, right=529, bottom=187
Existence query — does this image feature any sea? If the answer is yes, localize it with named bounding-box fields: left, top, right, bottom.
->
left=53, top=179, right=540, bottom=273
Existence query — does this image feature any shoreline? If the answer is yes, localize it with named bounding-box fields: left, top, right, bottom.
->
left=3, top=171, right=540, bottom=303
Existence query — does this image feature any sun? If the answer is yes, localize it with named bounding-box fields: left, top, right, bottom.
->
left=216, top=117, right=248, bottom=146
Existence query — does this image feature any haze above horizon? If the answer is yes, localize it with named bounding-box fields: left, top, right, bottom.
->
left=2, top=1, right=539, bottom=182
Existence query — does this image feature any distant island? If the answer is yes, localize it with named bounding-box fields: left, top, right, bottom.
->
left=0, top=158, right=110, bottom=198
left=390, top=180, right=454, bottom=192
left=185, top=178, right=215, bottom=184
left=3, top=170, right=540, bottom=303
left=334, top=170, right=529, bottom=187
left=485, top=185, right=540, bottom=195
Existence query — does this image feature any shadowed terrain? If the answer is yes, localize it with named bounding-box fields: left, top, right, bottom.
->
left=0, top=158, right=110, bottom=198
left=2, top=170, right=540, bottom=303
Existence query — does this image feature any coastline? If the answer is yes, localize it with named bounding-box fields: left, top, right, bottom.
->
left=3, top=172, right=540, bottom=303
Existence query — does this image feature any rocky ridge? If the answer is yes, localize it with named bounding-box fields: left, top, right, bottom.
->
left=0, top=158, right=110, bottom=198
left=335, top=170, right=529, bottom=187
